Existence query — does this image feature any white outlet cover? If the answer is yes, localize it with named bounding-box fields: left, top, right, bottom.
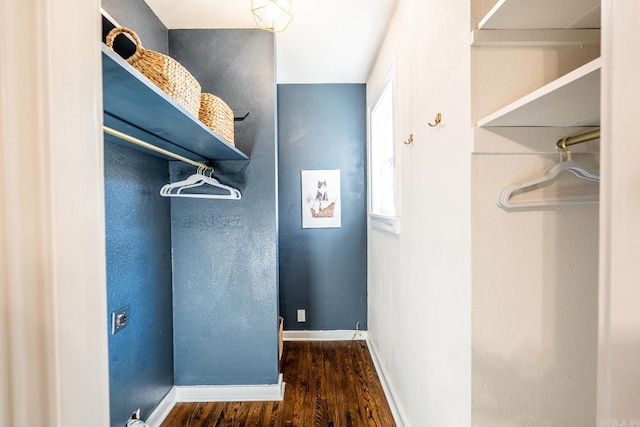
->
left=297, top=309, right=306, bottom=322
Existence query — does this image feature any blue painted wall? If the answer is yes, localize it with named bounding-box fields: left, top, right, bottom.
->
left=104, top=142, right=174, bottom=426
left=277, top=84, right=367, bottom=331
left=168, top=30, right=280, bottom=385
left=102, top=2, right=174, bottom=425
left=102, top=0, right=168, bottom=54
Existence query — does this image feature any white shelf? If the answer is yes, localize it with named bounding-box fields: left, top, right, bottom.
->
left=477, top=57, right=601, bottom=127
left=471, top=29, right=600, bottom=48
left=478, top=0, right=600, bottom=30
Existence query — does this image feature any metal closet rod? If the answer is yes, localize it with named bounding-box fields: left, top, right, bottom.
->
left=556, top=129, right=601, bottom=150
left=103, top=126, right=214, bottom=172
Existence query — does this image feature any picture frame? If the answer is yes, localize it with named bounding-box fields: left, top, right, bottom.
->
left=301, top=169, right=341, bottom=229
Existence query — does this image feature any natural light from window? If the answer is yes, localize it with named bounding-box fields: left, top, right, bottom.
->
left=369, top=73, right=400, bottom=234
left=370, top=79, right=396, bottom=217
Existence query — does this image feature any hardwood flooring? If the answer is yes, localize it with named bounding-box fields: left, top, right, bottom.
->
left=160, top=340, right=396, bottom=426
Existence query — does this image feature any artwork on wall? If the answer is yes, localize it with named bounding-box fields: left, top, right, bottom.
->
left=301, top=169, right=341, bottom=228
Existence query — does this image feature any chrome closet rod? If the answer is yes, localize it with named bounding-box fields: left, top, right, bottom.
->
left=556, top=129, right=601, bottom=150
left=102, top=126, right=214, bottom=172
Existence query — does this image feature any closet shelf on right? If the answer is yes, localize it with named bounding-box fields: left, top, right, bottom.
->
left=474, top=0, right=601, bottom=128
left=477, top=57, right=600, bottom=127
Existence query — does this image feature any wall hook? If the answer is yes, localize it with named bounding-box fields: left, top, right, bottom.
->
left=428, top=112, right=442, bottom=127
left=403, top=134, right=414, bottom=145
left=234, top=112, right=250, bottom=122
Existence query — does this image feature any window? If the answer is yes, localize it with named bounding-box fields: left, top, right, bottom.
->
left=369, top=71, right=400, bottom=233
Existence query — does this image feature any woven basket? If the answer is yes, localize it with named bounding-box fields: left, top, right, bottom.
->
left=199, top=93, right=235, bottom=146
left=311, top=203, right=336, bottom=218
left=106, top=27, right=201, bottom=117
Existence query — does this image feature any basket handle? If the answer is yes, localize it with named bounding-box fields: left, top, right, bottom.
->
left=106, top=27, right=143, bottom=62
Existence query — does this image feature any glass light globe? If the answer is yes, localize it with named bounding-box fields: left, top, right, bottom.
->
left=251, top=0, right=294, bottom=33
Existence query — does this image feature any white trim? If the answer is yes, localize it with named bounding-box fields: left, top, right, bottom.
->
left=283, top=330, right=368, bottom=341
left=366, top=339, right=409, bottom=427
left=145, top=376, right=285, bottom=426
left=477, top=0, right=507, bottom=29
left=370, top=214, right=401, bottom=235
left=597, top=0, right=640, bottom=421
left=100, top=7, right=120, bottom=26
left=470, top=29, right=601, bottom=48
left=146, top=388, right=177, bottom=427
left=1, top=0, right=108, bottom=425
left=176, top=374, right=285, bottom=402
left=368, top=61, right=401, bottom=224
left=143, top=340, right=400, bottom=427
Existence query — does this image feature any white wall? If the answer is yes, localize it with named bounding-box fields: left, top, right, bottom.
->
left=470, top=1, right=600, bottom=425
left=366, top=0, right=472, bottom=424
left=471, top=131, right=599, bottom=427
left=598, top=0, right=640, bottom=423
left=0, top=0, right=109, bottom=425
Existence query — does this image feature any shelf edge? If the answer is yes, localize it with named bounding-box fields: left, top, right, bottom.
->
left=102, top=44, right=249, bottom=162
left=477, top=0, right=508, bottom=30
left=477, top=57, right=602, bottom=127
left=471, top=29, right=601, bottom=47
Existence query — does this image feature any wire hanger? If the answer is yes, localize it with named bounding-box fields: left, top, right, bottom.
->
left=160, top=166, right=242, bottom=200
left=497, top=143, right=599, bottom=209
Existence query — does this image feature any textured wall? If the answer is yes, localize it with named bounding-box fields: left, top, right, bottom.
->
left=168, top=30, right=279, bottom=385
left=101, top=1, right=174, bottom=425
left=102, top=0, right=168, bottom=54
left=104, top=142, right=174, bottom=426
left=277, top=84, right=367, bottom=331
left=471, top=137, right=599, bottom=427
left=470, top=0, right=600, bottom=423
left=366, top=0, right=472, bottom=425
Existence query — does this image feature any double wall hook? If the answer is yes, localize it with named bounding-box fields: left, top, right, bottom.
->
left=428, top=112, right=442, bottom=127
left=403, top=134, right=414, bottom=145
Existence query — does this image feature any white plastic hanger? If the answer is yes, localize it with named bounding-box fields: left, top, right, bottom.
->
left=497, top=150, right=599, bottom=209
left=160, top=166, right=241, bottom=200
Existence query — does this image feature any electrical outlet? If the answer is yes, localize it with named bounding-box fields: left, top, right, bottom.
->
left=111, top=306, right=129, bottom=334
left=297, top=309, right=306, bottom=322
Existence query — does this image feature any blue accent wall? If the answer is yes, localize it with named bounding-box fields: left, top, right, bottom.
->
left=102, top=2, right=174, bottom=425
left=168, top=30, right=280, bottom=385
left=104, top=142, right=174, bottom=426
left=277, top=84, right=367, bottom=331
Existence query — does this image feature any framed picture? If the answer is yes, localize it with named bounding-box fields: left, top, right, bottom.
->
left=301, top=169, right=341, bottom=229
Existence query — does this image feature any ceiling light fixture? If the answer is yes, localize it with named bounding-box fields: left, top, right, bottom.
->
left=251, top=0, right=294, bottom=33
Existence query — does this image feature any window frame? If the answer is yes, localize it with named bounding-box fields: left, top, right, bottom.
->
left=368, top=64, right=401, bottom=234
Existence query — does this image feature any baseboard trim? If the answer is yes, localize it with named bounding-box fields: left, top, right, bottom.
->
left=283, top=330, right=368, bottom=341
left=176, top=373, right=285, bottom=402
left=176, top=374, right=285, bottom=402
left=146, top=387, right=177, bottom=427
left=145, top=374, right=285, bottom=426
left=366, top=339, right=409, bottom=427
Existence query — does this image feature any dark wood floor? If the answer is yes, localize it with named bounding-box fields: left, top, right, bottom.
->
left=160, top=340, right=396, bottom=426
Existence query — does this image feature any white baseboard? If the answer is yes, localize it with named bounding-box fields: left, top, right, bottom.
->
left=366, top=339, right=409, bottom=427
left=176, top=374, right=285, bottom=402
left=145, top=374, right=285, bottom=427
left=283, top=329, right=368, bottom=341
left=146, top=387, right=177, bottom=427
left=145, top=339, right=402, bottom=427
